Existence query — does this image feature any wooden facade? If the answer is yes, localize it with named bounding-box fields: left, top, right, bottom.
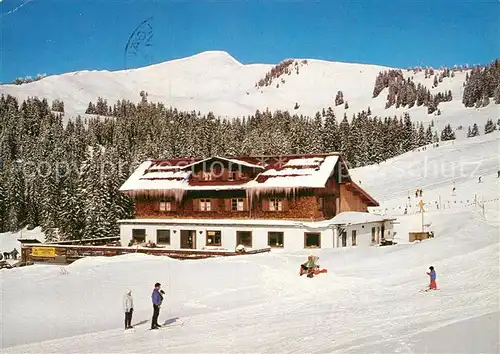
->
left=122, top=153, right=379, bottom=222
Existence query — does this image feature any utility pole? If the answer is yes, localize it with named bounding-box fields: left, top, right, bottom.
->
left=418, top=199, right=425, bottom=232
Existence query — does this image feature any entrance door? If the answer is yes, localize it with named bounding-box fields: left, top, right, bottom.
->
left=180, top=230, right=196, bottom=249
left=341, top=231, right=347, bottom=247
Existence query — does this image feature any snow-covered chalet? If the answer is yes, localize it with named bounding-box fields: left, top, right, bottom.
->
left=118, top=153, right=395, bottom=251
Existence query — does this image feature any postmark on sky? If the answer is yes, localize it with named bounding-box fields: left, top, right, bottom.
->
left=124, top=17, right=154, bottom=69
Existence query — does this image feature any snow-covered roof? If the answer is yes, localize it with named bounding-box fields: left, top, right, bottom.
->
left=326, top=212, right=396, bottom=226
left=119, top=154, right=342, bottom=196
left=182, top=156, right=265, bottom=170
left=116, top=154, right=386, bottom=205
left=247, top=155, right=339, bottom=191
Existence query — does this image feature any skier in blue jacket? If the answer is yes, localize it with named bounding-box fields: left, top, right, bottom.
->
left=151, top=282, right=164, bottom=329
left=426, top=266, right=437, bottom=290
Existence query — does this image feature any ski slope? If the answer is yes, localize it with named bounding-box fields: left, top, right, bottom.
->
left=1, top=133, right=498, bottom=353
left=0, top=51, right=497, bottom=133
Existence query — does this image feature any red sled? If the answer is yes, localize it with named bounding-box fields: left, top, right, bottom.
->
left=299, top=267, right=328, bottom=276
left=313, top=269, right=328, bottom=275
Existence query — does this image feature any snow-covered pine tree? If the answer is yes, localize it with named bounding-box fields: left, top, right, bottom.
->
left=6, top=162, right=26, bottom=232
left=322, top=108, right=339, bottom=153
left=425, top=126, right=433, bottom=144
left=484, top=119, right=497, bottom=134
left=338, top=115, right=350, bottom=156
left=494, top=85, right=500, bottom=104
left=468, top=123, right=480, bottom=137
left=401, top=113, right=415, bottom=151
left=417, top=123, right=426, bottom=147
left=335, top=91, right=344, bottom=106
left=366, top=117, right=384, bottom=164
left=308, top=112, right=324, bottom=153
left=0, top=179, right=6, bottom=232
left=440, top=124, right=456, bottom=141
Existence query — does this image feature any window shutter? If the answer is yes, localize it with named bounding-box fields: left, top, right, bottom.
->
left=262, top=198, right=269, bottom=211
left=193, top=199, right=199, bottom=212
left=217, top=198, right=224, bottom=211
left=243, top=198, right=249, bottom=211
left=224, top=199, right=231, bottom=211
left=281, top=198, right=289, bottom=211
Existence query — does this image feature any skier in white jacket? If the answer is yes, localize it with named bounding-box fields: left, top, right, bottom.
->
left=123, top=289, right=134, bottom=329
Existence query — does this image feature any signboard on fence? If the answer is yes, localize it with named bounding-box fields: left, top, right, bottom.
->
left=31, top=247, right=56, bottom=258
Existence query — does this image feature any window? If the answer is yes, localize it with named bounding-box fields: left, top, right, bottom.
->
left=200, top=199, right=211, bottom=211
left=269, top=199, right=282, bottom=211
left=304, top=232, right=321, bottom=248
left=371, top=227, right=376, bottom=243
left=268, top=232, right=284, bottom=248
left=352, top=230, right=357, bottom=246
left=342, top=231, right=347, bottom=247
left=156, top=230, right=170, bottom=245
left=237, top=231, right=252, bottom=247
left=132, top=229, right=146, bottom=243
left=159, top=201, right=171, bottom=212
left=206, top=230, right=221, bottom=246
left=231, top=198, right=244, bottom=211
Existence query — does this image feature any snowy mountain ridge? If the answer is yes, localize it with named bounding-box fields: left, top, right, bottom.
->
left=1, top=51, right=497, bottom=133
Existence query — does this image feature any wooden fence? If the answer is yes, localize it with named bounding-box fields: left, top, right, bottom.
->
left=21, top=244, right=271, bottom=264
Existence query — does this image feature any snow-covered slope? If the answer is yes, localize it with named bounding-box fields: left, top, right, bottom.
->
left=0, top=51, right=497, bottom=133
left=1, top=133, right=499, bottom=353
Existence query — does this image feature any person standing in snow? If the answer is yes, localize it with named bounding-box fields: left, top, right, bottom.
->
left=151, top=283, right=164, bottom=329
left=123, top=289, right=134, bottom=329
left=426, top=266, right=437, bottom=290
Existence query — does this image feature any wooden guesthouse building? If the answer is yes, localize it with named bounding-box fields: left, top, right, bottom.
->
left=118, top=153, right=395, bottom=251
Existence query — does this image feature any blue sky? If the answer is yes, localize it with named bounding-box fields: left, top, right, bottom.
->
left=0, top=0, right=498, bottom=83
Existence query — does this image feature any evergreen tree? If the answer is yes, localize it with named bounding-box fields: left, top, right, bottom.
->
left=335, top=91, right=344, bottom=106
left=425, top=126, right=433, bottom=144
left=494, top=85, right=500, bottom=104
left=440, top=124, right=456, bottom=141
left=471, top=123, right=479, bottom=136
left=6, top=162, right=26, bottom=231
left=322, top=108, right=339, bottom=152
left=485, top=119, right=497, bottom=134
left=0, top=179, right=6, bottom=232
left=338, top=116, right=350, bottom=156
